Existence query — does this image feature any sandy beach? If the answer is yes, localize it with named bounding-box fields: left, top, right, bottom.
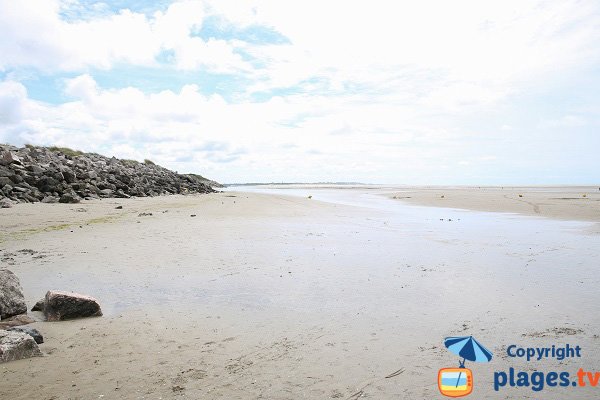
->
left=388, top=186, right=600, bottom=222
left=1, top=186, right=599, bottom=399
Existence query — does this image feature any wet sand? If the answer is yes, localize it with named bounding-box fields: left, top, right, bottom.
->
left=388, top=186, right=600, bottom=222
left=1, top=188, right=599, bottom=399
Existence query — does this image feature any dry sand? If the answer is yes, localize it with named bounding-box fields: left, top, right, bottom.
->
left=0, top=188, right=599, bottom=399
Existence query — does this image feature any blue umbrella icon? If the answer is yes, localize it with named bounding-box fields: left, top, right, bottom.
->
left=444, top=336, right=493, bottom=387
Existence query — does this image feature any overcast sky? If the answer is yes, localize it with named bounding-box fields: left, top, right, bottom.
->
left=0, top=0, right=599, bottom=184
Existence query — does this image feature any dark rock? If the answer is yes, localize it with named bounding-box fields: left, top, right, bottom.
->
left=44, top=290, right=102, bottom=321
left=36, top=176, right=60, bottom=192
left=27, top=164, right=44, bottom=175
left=0, top=166, right=14, bottom=177
left=7, top=326, right=44, bottom=344
left=31, top=298, right=45, bottom=311
left=115, top=205, right=123, bottom=209
left=10, top=174, right=23, bottom=184
left=0, top=269, right=28, bottom=319
left=61, top=168, right=76, bottom=183
left=0, top=330, right=42, bottom=363
left=59, top=193, right=80, bottom=204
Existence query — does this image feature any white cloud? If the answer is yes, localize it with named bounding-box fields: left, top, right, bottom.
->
left=0, top=0, right=254, bottom=72
left=0, top=0, right=599, bottom=183
left=0, top=81, right=28, bottom=124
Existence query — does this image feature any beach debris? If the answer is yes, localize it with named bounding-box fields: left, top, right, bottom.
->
left=0, top=314, right=35, bottom=329
left=190, top=214, right=197, bottom=217
left=43, top=290, right=102, bottom=321
left=441, top=195, right=445, bottom=198
left=0, top=330, right=42, bottom=363
left=7, top=326, right=44, bottom=344
left=308, top=195, right=312, bottom=199
left=115, top=205, right=123, bottom=209
left=31, top=298, right=45, bottom=312
left=138, top=212, right=153, bottom=217
left=518, top=194, right=523, bottom=197
left=0, top=269, right=28, bottom=319
left=385, top=368, right=405, bottom=379
left=582, top=194, right=587, bottom=198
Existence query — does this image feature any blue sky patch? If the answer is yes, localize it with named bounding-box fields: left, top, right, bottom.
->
left=194, top=15, right=290, bottom=45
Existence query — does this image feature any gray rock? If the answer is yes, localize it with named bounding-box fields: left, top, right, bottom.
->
left=0, top=330, right=42, bottom=363
left=0, top=314, right=35, bottom=329
left=0, top=269, right=28, bottom=319
left=41, top=196, right=59, bottom=204
left=0, top=199, right=12, bottom=208
left=7, top=326, right=44, bottom=344
left=86, top=171, right=98, bottom=180
left=0, top=151, right=21, bottom=166
left=44, top=290, right=102, bottom=321
left=0, top=177, right=11, bottom=187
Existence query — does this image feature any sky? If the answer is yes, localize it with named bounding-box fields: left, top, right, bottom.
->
left=0, top=0, right=599, bottom=184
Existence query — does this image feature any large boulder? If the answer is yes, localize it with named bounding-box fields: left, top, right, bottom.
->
left=44, top=290, right=102, bottom=321
left=0, top=330, right=42, bottom=363
left=0, top=269, right=28, bottom=319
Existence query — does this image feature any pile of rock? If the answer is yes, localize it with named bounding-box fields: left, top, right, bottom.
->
left=0, top=268, right=102, bottom=363
left=0, top=144, right=217, bottom=206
